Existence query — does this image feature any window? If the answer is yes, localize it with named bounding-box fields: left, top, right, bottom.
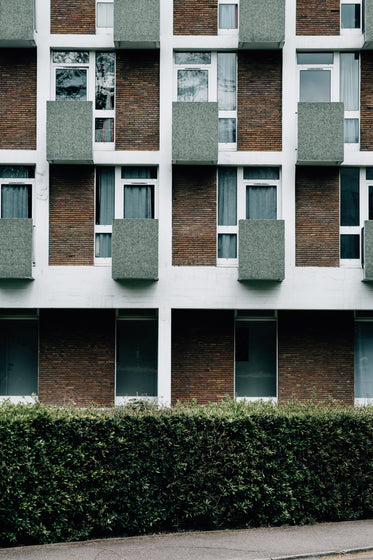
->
left=0, top=317, right=38, bottom=402
left=175, top=52, right=237, bottom=148
left=218, top=0, right=238, bottom=31
left=96, top=0, right=113, bottom=29
left=95, top=166, right=157, bottom=261
left=52, top=51, right=115, bottom=147
left=355, top=313, right=373, bottom=404
left=0, top=166, right=34, bottom=219
left=341, top=0, right=361, bottom=31
left=217, top=167, right=281, bottom=264
left=298, top=52, right=360, bottom=144
left=116, top=310, right=158, bottom=404
left=235, top=312, right=277, bottom=400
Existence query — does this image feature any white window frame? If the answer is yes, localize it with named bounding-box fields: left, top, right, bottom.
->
left=96, top=0, right=114, bottom=32
left=340, top=0, right=362, bottom=35
left=218, top=0, right=239, bottom=35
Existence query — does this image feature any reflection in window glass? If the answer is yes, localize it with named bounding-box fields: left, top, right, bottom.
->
left=218, top=53, right=236, bottom=110
left=175, top=52, right=211, bottom=65
left=341, top=234, right=360, bottom=258
left=341, top=4, right=360, bottom=28
left=219, top=4, right=238, bottom=28
left=218, top=234, right=237, bottom=258
left=53, top=51, right=89, bottom=64
left=177, top=70, right=208, bottom=102
left=97, top=2, right=114, bottom=27
left=56, top=69, right=87, bottom=100
left=300, top=70, right=331, bottom=102
left=95, top=118, right=114, bottom=142
left=0, top=321, right=38, bottom=397
left=297, top=52, right=334, bottom=65
left=96, top=52, right=115, bottom=110
left=219, top=118, right=236, bottom=143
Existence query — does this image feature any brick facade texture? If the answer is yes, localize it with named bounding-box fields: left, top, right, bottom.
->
left=296, top=0, right=340, bottom=36
left=116, top=51, right=160, bottom=151
left=173, top=0, right=217, bottom=35
left=0, top=49, right=36, bottom=150
left=360, top=52, right=373, bottom=151
left=171, top=310, right=234, bottom=404
left=172, top=166, right=216, bottom=266
left=237, top=51, right=282, bottom=151
left=278, top=311, right=354, bottom=404
left=51, top=0, right=95, bottom=34
left=39, top=309, right=115, bottom=406
left=49, top=165, right=95, bottom=266
left=296, top=167, right=340, bottom=267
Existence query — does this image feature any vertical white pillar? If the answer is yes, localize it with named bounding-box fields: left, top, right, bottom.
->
left=157, top=307, right=172, bottom=406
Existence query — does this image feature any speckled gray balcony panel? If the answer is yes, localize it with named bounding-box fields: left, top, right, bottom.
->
left=114, top=0, right=160, bottom=48
left=47, top=101, right=93, bottom=164
left=0, top=219, right=33, bottom=279
left=363, top=221, right=373, bottom=281
left=112, top=219, right=158, bottom=280
left=0, top=0, right=34, bottom=46
left=239, top=0, right=285, bottom=48
left=172, top=102, right=218, bottom=165
left=365, top=0, right=373, bottom=47
left=238, top=219, right=285, bottom=281
left=297, top=102, right=344, bottom=166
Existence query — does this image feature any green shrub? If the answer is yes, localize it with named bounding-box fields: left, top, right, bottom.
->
left=0, top=398, right=372, bottom=546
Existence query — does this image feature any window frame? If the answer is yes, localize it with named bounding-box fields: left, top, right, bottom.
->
left=340, top=0, right=362, bottom=34
left=218, top=0, right=239, bottom=34
left=96, top=0, right=114, bottom=32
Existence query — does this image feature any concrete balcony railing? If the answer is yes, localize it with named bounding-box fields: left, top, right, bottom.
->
left=114, top=0, right=160, bottom=48
left=365, top=0, right=373, bottom=48
left=363, top=221, right=373, bottom=281
left=0, top=0, right=35, bottom=46
left=239, top=0, right=285, bottom=49
left=0, top=219, right=33, bottom=279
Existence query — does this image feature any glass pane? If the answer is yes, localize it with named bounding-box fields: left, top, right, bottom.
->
left=95, top=233, right=112, bottom=257
left=177, top=70, right=208, bottom=102
left=297, top=52, right=334, bottom=64
left=175, top=52, right=211, bottom=65
left=0, top=321, right=38, bottom=396
left=340, top=52, right=359, bottom=111
left=1, top=185, right=31, bottom=218
left=367, top=168, right=373, bottom=180
left=95, top=118, right=114, bottom=142
left=53, top=51, right=89, bottom=64
left=355, top=322, right=373, bottom=398
left=218, top=167, right=237, bottom=225
left=341, top=234, right=360, bottom=258
left=124, top=186, right=153, bottom=218
left=341, top=4, right=360, bottom=28
left=218, top=53, right=236, bottom=110
left=340, top=167, right=359, bottom=226
left=246, top=186, right=277, bottom=220
left=300, top=70, right=331, bottom=102
left=122, top=167, right=157, bottom=179
left=96, top=52, right=115, bottom=110
left=96, top=167, right=115, bottom=225
left=369, top=186, right=373, bottom=221
left=235, top=322, right=276, bottom=398
left=56, top=69, right=87, bottom=100
left=97, top=2, right=114, bottom=27
left=344, top=119, right=359, bottom=143
left=218, top=234, right=237, bottom=258
left=116, top=320, right=158, bottom=397
left=0, top=166, right=34, bottom=178
left=219, top=4, right=238, bottom=28
left=219, top=118, right=236, bottom=143
left=244, top=167, right=280, bottom=180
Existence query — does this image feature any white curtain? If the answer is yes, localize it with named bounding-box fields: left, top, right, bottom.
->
left=340, top=53, right=359, bottom=111
left=218, top=53, right=236, bottom=110
left=1, top=185, right=29, bottom=218
left=96, top=167, right=115, bottom=225
left=124, top=186, right=152, bottom=218
left=355, top=323, right=373, bottom=398
left=219, top=4, right=237, bottom=29
left=246, top=186, right=277, bottom=220
left=97, top=2, right=113, bottom=27
left=218, top=167, right=237, bottom=225
left=218, top=234, right=237, bottom=258
left=344, top=118, right=359, bottom=143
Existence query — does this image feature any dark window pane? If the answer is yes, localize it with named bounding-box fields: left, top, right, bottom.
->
left=341, top=234, right=360, bottom=259
left=369, top=186, right=373, bottom=221
left=0, top=166, right=34, bottom=178
left=0, top=321, right=38, bottom=396
left=218, top=167, right=237, bottom=226
left=341, top=4, right=360, bottom=28
left=367, top=168, right=373, bottom=180
left=355, top=322, right=373, bottom=398
left=122, top=167, right=157, bottom=179
left=297, top=52, right=334, bottom=64
left=95, top=118, right=114, bottom=142
left=56, top=68, right=87, bottom=100
left=96, top=167, right=115, bottom=225
left=340, top=167, right=359, bottom=226
left=244, top=167, right=280, bottom=180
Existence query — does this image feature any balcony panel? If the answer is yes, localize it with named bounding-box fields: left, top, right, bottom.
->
left=112, top=219, right=158, bottom=281
left=297, top=102, right=344, bottom=166
left=0, top=219, right=33, bottom=279
left=365, top=0, right=373, bottom=48
left=239, top=0, right=285, bottom=49
left=172, top=102, right=218, bottom=165
left=363, top=221, right=373, bottom=281
left=238, top=219, right=285, bottom=281
left=114, top=0, right=160, bottom=48
left=47, top=101, right=93, bottom=164
left=0, top=0, right=35, bottom=46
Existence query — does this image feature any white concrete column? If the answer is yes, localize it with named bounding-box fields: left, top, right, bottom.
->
left=157, top=306, right=172, bottom=406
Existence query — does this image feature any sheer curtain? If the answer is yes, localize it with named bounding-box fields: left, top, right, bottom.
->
left=124, top=186, right=152, bottom=218
left=218, top=167, right=237, bottom=225
left=219, top=4, right=237, bottom=29
left=218, top=234, right=237, bottom=258
left=96, top=2, right=114, bottom=27
left=95, top=233, right=112, bottom=257
left=340, top=53, right=359, bottom=111
left=1, top=185, right=29, bottom=218
left=96, top=167, right=115, bottom=224
left=246, top=186, right=277, bottom=220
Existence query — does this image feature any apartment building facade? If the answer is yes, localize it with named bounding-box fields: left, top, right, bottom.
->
left=1, top=0, right=373, bottom=406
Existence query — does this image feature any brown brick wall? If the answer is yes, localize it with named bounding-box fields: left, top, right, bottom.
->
left=49, top=165, right=94, bottom=266
left=51, top=0, right=96, bottom=34
left=172, top=310, right=234, bottom=404
left=237, top=51, right=282, bottom=151
left=116, top=51, right=159, bottom=150
left=296, top=0, right=340, bottom=35
left=278, top=311, right=354, bottom=404
left=0, top=49, right=36, bottom=150
left=39, top=309, right=115, bottom=406
left=360, top=52, right=373, bottom=151
left=172, top=166, right=216, bottom=266
left=296, top=167, right=340, bottom=267
left=173, top=0, right=217, bottom=35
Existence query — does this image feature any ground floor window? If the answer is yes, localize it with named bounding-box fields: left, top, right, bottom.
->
left=355, top=315, right=373, bottom=402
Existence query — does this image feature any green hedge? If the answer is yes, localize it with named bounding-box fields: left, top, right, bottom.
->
left=0, top=399, right=373, bottom=546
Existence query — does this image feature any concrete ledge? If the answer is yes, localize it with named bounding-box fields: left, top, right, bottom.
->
left=0, top=0, right=35, bottom=46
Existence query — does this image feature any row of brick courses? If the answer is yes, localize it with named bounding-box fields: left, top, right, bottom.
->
left=39, top=309, right=115, bottom=406
left=49, top=165, right=95, bottom=265
left=360, top=52, right=373, bottom=151
left=115, top=51, right=160, bottom=150
left=296, top=0, right=340, bottom=35
left=50, top=0, right=96, bottom=34
left=173, top=0, right=217, bottom=35
left=172, top=166, right=217, bottom=266
left=237, top=51, right=282, bottom=151
left=0, top=49, right=36, bottom=150
left=296, top=167, right=340, bottom=267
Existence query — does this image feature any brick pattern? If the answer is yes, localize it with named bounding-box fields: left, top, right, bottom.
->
left=296, top=167, right=340, bottom=267
left=237, top=51, right=282, bottom=151
left=0, top=49, right=36, bottom=150
left=278, top=311, right=354, bottom=404
left=49, top=165, right=95, bottom=266
left=39, top=310, right=115, bottom=406
left=173, top=0, right=217, bottom=35
left=360, top=52, right=373, bottom=151
left=171, top=310, right=234, bottom=404
left=51, top=0, right=96, bottom=34
left=296, top=0, right=340, bottom=35
left=172, top=166, right=217, bottom=266
left=116, top=51, right=160, bottom=151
